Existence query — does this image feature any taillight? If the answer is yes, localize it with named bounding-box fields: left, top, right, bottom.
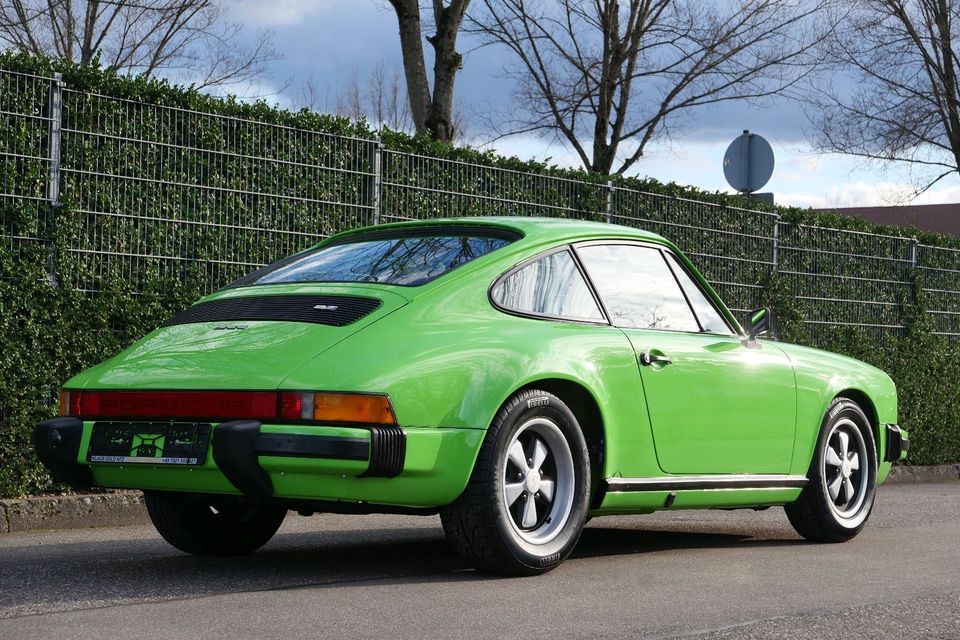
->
left=60, top=390, right=82, bottom=416
left=65, top=390, right=277, bottom=421
left=278, top=392, right=395, bottom=425
left=60, top=389, right=395, bottom=424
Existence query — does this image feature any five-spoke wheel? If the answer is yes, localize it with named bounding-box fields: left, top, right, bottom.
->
left=502, top=417, right=575, bottom=546
left=823, top=418, right=868, bottom=518
left=441, top=389, right=591, bottom=575
left=786, top=397, right=877, bottom=542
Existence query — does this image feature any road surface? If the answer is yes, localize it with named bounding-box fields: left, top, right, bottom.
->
left=1, top=482, right=957, bottom=639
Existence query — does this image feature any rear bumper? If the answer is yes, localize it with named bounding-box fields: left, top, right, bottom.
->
left=211, top=420, right=405, bottom=498
left=34, top=417, right=93, bottom=489
left=33, top=417, right=481, bottom=508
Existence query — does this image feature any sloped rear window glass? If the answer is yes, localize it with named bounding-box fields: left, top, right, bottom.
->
left=492, top=250, right=604, bottom=322
left=227, top=230, right=516, bottom=288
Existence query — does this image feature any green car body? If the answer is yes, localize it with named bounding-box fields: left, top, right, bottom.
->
left=35, top=217, right=907, bottom=572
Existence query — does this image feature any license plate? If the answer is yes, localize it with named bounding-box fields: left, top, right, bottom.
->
left=87, top=422, right=211, bottom=465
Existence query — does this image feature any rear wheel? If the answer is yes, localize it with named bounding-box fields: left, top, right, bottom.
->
left=785, top=398, right=877, bottom=542
left=144, top=492, right=286, bottom=556
left=441, top=389, right=591, bottom=575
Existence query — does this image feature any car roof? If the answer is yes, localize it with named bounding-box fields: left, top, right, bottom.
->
left=331, top=216, right=669, bottom=246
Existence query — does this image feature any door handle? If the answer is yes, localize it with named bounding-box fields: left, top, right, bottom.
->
left=640, top=352, right=673, bottom=367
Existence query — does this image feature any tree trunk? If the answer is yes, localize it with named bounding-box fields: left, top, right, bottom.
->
left=388, top=0, right=469, bottom=143
left=389, top=0, right=432, bottom=136
left=426, top=0, right=468, bottom=142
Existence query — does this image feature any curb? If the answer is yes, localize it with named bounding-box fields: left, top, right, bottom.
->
left=0, top=492, right=148, bottom=534
left=1, top=465, right=957, bottom=534
left=886, top=463, right=960, bottom=485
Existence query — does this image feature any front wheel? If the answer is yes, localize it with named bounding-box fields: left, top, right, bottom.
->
left=785, top=398, right=877, bottom=542
left=441, top=389, right=591, bottom=575
left=144, top=492, right=286, bottom=556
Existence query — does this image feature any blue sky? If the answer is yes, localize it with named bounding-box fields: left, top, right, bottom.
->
left=223, top=0, right=960, bottom=209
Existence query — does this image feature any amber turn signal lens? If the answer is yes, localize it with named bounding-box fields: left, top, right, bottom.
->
left=59, top=390, right=69, bottom=416
left=312, top=393, right=395, bottom=425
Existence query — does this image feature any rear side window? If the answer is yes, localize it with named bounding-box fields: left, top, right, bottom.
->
left=227, top=231, right=515, bottom=288
left=491, top=249, right=604, bottom=322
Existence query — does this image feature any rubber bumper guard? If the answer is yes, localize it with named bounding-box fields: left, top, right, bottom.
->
left=212, top=420, right=406, bottom=498
left=33, top=417, right=93, bottom=490
left=884, top=423, right=910, bottom=462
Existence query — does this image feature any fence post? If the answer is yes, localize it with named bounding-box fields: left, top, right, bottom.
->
left=604, top=181, right=613, bottom=224
left=44, top=72, right=64, bottom=286
left=369, top=135, right=383, bottom=225
left=771, top=214, right=780, bottom=272
left=906, top=237, right=920, bottom=336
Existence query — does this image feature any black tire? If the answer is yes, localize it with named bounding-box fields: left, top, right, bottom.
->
left=440, top=389, right=591, bottom=576
left=785, top=397, right=878, bottom=542
left=144, top=491, right=286, bottom=556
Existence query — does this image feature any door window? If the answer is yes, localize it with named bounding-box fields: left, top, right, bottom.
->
left=577, top=244, right=699, bottom=332
left=491, top=249, right=604, bottom=322
left=664, top=253, right=735, bottom=335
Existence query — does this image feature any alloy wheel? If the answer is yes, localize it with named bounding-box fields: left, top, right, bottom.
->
left=822, top=417, right=869, bottom=520
left=501, top=416, right=575, bottom=546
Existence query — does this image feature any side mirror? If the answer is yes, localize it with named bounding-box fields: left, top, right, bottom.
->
left=747, top=307, right=773, bottom=342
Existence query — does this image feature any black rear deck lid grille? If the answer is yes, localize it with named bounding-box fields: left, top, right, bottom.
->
left=164, top=295, right=383, bottom=328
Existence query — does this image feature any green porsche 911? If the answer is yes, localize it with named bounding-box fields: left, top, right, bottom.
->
left=34, top=217, right=908, bottom=575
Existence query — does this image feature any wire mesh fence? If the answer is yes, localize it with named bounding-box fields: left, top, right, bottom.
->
left=0, top=69, right=56, bottom=253
left=1, top=67, right=958, bottom=336
left=381, top=149, right=608, bottom=223
left=56, top=87, right=377, bottom=291
left=777, top=224, right=916, bottom=336
left=917, top=244, right=960, bottom=337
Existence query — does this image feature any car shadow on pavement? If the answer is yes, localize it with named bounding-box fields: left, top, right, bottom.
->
left=570, top=525, right=803, bottom=561
left=0, top=521, right=813, bottom=617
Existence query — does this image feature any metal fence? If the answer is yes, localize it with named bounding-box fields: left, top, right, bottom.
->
left=2, top=67, right=959, bottom=338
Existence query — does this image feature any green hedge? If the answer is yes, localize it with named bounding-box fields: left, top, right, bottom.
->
left=1, top=52, right=959, bottom=498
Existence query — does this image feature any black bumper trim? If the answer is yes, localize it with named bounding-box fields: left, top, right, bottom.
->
left=33, top=418, right=93, bottom=489
left=212, top=421, right=273, bottom=498
left=885, top=424, right=909, bottom=462
left=212, top=421, right=407, bottom=498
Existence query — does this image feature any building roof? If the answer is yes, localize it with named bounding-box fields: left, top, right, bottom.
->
left=823, top=203, right=960, bottom=236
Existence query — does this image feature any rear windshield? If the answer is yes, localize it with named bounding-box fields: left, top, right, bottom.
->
left=226, top=229, right=517, bottom=288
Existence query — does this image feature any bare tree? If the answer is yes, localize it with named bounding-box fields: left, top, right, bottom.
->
left=471, top=0, right=832, bottom=175
left=300, top=63, right=416, bottom=132
left=387, top=0, right=471, bottom=141
left=0, top=0, right=277, bottom=91
left=805, top=0, right=960, bottom=194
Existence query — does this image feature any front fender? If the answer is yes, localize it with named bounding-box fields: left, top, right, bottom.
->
left=778, top=342, right=898, bottom=479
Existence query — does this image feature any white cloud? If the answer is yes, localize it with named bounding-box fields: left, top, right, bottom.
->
left=228, top=0, right=328, bottom=27
left=776, top=181, right=960, bottom=209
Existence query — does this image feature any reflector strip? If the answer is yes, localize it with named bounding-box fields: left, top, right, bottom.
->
left=72, top=390, right=278, bottom=421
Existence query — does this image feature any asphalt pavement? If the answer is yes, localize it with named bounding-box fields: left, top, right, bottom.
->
left=1, top=482, right=957, bottom=639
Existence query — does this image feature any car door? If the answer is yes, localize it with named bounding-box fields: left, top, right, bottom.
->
left=575, top=241, right=797, bottom=475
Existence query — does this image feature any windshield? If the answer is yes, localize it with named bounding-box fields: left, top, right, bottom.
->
left=226, top=230, right=516, bottom=288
